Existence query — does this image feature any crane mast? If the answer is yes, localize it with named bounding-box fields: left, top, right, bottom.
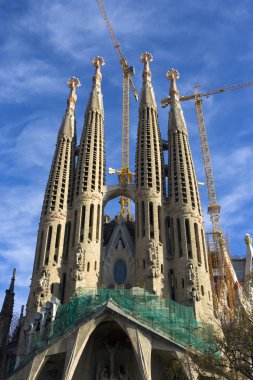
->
left=97, top=0, right=138, bottom=219
left=194, top=85, right=222, bottom=235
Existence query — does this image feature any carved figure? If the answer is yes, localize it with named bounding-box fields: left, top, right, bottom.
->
left=75, top=247, right=85, bottom=268
left=188, top=263, right=195, bottom=281
left=105, top=342, right=119, bottom=380
left=149, top=264, right=160, bottom=278
left=71, top=268, right=84, bottom=281
left=39, top=271, right=47, bottom=290
left=147, top=241, right=156, bottom=263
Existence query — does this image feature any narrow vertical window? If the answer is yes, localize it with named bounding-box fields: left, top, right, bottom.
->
left=194, top=223, right=201, bottom=264
left=80, top=206, right=85, bottom=243
left=36, top=230, right=44, bottom=270
left=170, top=270, right=175, bottom=301
left=185, top=219, right=192, bottom=259
left=136, top=203, right=139, bottom=238
left=63, top=222, right=71, bottom=260
left=46, top=226, right=52, bottom=252
left=141, top=201, right=145, bottom=238
left=165, top=217, right=172, bottom=256
left=177, top=218, right=183, bottom=257
left=171, top=218, right=175, bottom=256
left=55, top=224, right=61, bottom=249
left=87, top=262, right=90, bottom=272
left=72, top=210, right=77, bottom=247
left=158, top=205, right=162, bottom=243
left=96, top=205, right=100, bottom=241
left=94, top=261, right=97, bottom=270
left=54, top=224, right=61, bottom=263
left=201, top=229, right=208, bottom=272
left=149, top=202, right=154, bottom=239
left=45, top=226, right=52, bottom=265
left=89, top=204, right=94, bottom=240
left=60, top=273, right=66, bottom=304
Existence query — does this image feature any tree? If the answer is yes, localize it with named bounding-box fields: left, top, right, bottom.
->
left=187, top=311, right=253, bottom=380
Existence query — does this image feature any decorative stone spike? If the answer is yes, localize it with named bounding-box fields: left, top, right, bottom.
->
left=67, top=76, right=80, bottom=111
left=166, top=68, right=180, bottom=80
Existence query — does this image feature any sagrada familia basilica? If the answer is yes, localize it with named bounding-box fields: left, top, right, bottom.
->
left=0, top=52, right=252, bottom=379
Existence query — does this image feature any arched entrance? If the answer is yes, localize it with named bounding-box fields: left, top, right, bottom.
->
left=36, top=352, right=66, bottom=380
left=72, top=320, right=142, bottom=380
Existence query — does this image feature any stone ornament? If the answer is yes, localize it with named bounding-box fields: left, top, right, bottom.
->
left=37, top=268, right=50, bottom=293
left=70, top=245, right=86, bottom=282
left=71, top=269, right=84, bottom=281
left=245, top=233, right=252, bottom=245
left=146, top=241, right=160, bottom=278
left=75, top=246, right=86, bottom=269
left=186, top=262, right=195, bottom=284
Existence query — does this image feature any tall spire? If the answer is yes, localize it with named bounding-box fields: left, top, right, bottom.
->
left=9, top=268, right=16, bottom=292
left=165, top=69, right=214, bottom=321
left=0, top=269, right=15, bottom=317
left=0, top=269, right=15, bottom=372
left=135, top=52, right=165, bottom=294
left=67, top=57, right=106, bottom=297
left=25, top=78, right=79, bottom=317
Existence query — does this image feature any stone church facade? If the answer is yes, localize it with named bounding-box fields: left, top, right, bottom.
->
left=0, top=52, right=226, bottom=379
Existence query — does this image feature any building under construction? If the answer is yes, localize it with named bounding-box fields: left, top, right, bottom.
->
left=0, top=2, right=253, bottom=379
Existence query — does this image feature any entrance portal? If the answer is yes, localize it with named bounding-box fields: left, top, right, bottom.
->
left=72, top=320, right=141, bottom=380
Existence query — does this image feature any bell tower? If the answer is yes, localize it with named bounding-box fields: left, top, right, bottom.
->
left=135, top=52, right=165, bottom=294
left=65, top=57, right=106, bottom=298
left=165, top=68, right=214, bottom=321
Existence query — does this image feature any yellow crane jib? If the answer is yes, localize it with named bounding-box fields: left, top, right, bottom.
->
left=161, top=80, right=253, bottom=107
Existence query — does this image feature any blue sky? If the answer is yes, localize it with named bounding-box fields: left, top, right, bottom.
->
left=0, top=0, right=253, bottom=313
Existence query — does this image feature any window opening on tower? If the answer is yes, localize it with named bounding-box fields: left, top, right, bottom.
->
left=185, top=219, right=192, bottom=259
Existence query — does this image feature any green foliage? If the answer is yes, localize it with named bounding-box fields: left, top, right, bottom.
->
left=187, top=312, right=253, bottom=380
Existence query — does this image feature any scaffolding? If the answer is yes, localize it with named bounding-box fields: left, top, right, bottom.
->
left=206, top=234, right=236, bottom=320
left=14, top=289, right=215, bottom=373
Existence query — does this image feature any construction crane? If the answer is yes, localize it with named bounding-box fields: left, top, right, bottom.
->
left=162, top=80, right=253, bottom=318
left=97, top=0, right=138, bottom=220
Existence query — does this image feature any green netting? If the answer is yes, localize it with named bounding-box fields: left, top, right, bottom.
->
left=29, top=288, right=214, bottom=356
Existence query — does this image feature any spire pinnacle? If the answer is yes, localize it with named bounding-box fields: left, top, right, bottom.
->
left=92, top=56, right=105, bottom=87
left=67, top=76, right=81, bottom=112
left=245, top=233, right=252, bottom=246
left=139, top=52, right=156, bottom=109
left=10, top=268, right=16, bottom=291
left=140, top=52, right=153, bottom=82
left=20, top=305, right=24, bottom=318
left=166, top=68, right=180, bottom=102
left=86, top=56, right=105, bottom=114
